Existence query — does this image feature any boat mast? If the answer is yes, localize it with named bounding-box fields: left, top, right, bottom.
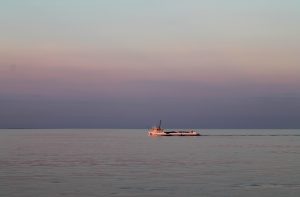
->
left=158, top=120, right=162, bottom=130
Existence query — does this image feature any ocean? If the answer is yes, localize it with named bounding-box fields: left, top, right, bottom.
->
left=1, top=129, right=300, bottom=197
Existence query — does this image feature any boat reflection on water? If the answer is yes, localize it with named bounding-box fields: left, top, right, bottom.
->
left=148, top=120, right=200, bottom=136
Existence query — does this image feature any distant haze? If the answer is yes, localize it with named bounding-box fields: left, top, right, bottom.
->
left=1, top=0, right=300, bottom=128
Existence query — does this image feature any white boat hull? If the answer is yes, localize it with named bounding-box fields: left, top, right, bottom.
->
left=148, top=131, right=200, bottom=136
left=148, top=120, right=200, bottom=136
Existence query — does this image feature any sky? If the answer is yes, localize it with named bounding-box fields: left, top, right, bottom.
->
left=1, top=0, right=300, bottom=128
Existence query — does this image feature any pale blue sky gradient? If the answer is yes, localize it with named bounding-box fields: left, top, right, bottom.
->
left=1, top=0, right=300, bottom=128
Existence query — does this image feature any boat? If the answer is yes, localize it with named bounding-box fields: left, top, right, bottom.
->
left=148, top=120, right=200, bottom=136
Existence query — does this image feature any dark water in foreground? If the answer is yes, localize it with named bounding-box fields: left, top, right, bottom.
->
left=1, top=129, right=300, bottom=197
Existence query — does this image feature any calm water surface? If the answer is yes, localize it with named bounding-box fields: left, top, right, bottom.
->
left=1, top=129, right=300, bottom=197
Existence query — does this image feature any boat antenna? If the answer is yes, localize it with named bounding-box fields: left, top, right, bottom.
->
left=158, top=120, right=162, bottom=129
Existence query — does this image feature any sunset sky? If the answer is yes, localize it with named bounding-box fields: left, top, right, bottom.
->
left=1, top=0, right=300, bottom=128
